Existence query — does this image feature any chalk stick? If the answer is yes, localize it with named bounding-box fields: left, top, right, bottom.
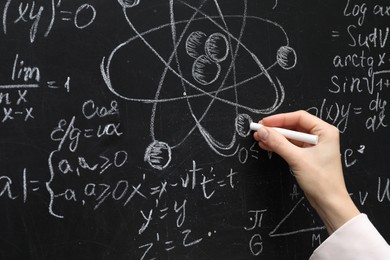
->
left=250, top=122, right=318, bottom=145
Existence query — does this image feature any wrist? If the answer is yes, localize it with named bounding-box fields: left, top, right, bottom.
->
left=311, top=193, right=360, bottom=234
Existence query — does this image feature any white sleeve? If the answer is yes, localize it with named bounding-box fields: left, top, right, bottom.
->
left=309, top=214, right=390, bottom=260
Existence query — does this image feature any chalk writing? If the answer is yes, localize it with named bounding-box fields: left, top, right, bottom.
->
left=0, top=0, right=389, bottom=259
left=2, top=0, right=96, bottom=43
left=329, top=0, right=389, bottom=134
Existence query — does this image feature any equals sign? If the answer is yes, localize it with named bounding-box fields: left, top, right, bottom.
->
left=60, top=11, right=73, bottom=21
left=47, top=81, right=60, bottom=88
left=354, top=107, right=362, bottom=114
left=331, top=30, right=340, bottom=38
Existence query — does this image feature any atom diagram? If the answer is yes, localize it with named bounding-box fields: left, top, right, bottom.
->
left=101, top=0, right=297, bottom=170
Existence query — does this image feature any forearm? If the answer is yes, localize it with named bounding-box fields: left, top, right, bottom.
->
left=309, top=193, right=360, bottom=234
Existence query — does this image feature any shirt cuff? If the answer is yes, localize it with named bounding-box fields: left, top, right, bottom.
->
left=310, top=214, right=390, bottom=260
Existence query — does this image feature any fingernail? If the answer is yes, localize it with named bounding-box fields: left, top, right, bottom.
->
left=257, top=127, right=269, bottom=141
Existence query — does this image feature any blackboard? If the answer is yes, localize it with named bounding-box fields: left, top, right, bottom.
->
left=0, top=0, right=389, bottom=259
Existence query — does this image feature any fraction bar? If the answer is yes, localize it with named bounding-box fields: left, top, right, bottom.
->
left=0, top=84, right=39, bottom=89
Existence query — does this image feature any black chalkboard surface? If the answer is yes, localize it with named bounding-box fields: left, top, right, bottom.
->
left=0, top=0, right=389, bottom=259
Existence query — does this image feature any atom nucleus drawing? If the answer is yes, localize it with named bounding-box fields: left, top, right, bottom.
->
left=101, top=0, right=297, bottom=170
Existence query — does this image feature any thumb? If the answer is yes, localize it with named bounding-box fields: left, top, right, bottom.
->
left=256, top=126, right=301, bottom=164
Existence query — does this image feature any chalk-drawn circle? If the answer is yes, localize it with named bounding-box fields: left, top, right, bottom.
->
left=112, top=180, right=129, bottom=200
left=235, top=114, right=252, bottom=137
left=186, top=31, right=207, bottom=59
left=74, top=4, right=96, bottom=29
left=114, top=150, right=128, bottom=167
left=238, top=147, right=249, bottom=164
left=192, top=55, right=221, bottom=85
left=276, top=46, right=297, bottom=70
left=144, top=141, right=172, bottom=170
left=117, top=0, right=140, bottom=8
left=205, top=33, right=229, bottom=63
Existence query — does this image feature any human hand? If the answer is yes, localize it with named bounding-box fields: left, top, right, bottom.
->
left=253, top=110, right=360, bottom=234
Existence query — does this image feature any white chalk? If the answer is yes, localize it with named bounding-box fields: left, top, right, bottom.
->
left=250, top=122, right=318, bottom=145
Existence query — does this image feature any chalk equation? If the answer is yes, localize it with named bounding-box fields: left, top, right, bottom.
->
left=2, top=0, right=96, bottom=42
left=328, top=0, right=390, bottom=134
left=0, top=53, right=70, bottom=124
